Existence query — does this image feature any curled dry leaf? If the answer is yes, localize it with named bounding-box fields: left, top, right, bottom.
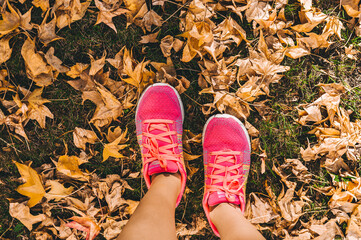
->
left=24, top=88, right=54, bottom=128
left=346, top=205, right=361, bottom=239
left=245, top=193, right=279, bottom=224
left=73, top=127, right=98, bottom=151
left=0, top=1, right=20, bottom=36
left=160, top=35, right=174, bottom=57
left=142, top=10, right=163, bottom=32
left=56, top=155, right=89, bottom=181
left=89, top=51, right=106, bottom=76
left=45, top=47, right=69, bottom=73
left=0, top=36, right=12, bottom=64
left=21, top=37, right=53, bottom=86
left=38, top=13, right=63, bottom=45
left=67, top=63, right=89, bottom=79
left=101, top=218, right=128, bottom=240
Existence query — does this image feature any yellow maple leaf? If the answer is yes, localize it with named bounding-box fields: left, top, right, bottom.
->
left=56, top=155, right=89, bottom=181
left=14, top=161, right=46, bottom=208
left=45, top=180, right=74, bottom=201
left=103, top=132, right=129, bottom=161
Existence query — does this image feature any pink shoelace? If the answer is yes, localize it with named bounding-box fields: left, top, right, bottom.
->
left=206, top=150, right=245, bottom=202
left=142, top=119, right=182, bottom=171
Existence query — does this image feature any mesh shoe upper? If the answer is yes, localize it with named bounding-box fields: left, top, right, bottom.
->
left=136, top=83, right=186, bottom=207
left=202, top=114, right=251, bottom=237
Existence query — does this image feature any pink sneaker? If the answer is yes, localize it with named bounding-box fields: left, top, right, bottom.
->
left=202, top=114, right=251, bottom=236
left=135, top=83, right=186, bottom=206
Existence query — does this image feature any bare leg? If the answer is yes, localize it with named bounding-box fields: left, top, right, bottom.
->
left=117, top=173, right=181, bottom=240
left=210, top=203, right=265, bottom=240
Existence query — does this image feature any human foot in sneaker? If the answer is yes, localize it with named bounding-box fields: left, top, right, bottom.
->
left=135, top=83, right=186, bottom=207
left=202, top=114, right=251, bottom=236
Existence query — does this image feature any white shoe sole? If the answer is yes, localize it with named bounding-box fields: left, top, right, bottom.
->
left=135, top=83, right=185, bottom=123
left=202, top=114, right=251, bottom=150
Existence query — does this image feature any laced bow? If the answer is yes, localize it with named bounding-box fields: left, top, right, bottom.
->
left=142, top=119, right=181, bottom=170
left=206, top=150, right=245, bottom=202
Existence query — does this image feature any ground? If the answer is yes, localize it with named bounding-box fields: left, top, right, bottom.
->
left=0, top=0, right=361, bottom=239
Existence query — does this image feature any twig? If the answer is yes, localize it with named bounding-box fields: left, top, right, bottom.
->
left=182, top=92, right=203, bottom=106
left=0, top=218, right=14, bottom=239
left=152, top=1, right=191, bottom=33
left=0, top=137, right=22, bottom=153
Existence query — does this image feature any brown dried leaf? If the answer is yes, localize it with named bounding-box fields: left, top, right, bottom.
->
left=160, top=35, right=173, bottom=57
left=67, top=63, right=89, bottom=79
left=143, top=10, right=163, bottom=32
left=0, top=1, right=20, bottom=35
left=73, top=127, right=98, bottom=151
left=176, top=217, right=207, bottom=236
left=9, top=202, right=46, bottom=230
left=45, top=47, right=69, bottom=73
left=245, top=193, right=279, bottom=224
left=103, top=133, right=128, bottom=161
left=139, top=31, right=159, bottom=44
left=32, top=0, right=49, bottom=11
left=89, top=51, right=106, bottom=76
left=38, top=16, right=63, bottom=45
left=21, top=38, right=53, bottom=86
left=0, top=36, right=12, bottom=64
left=95, top=0, right=129, bottom=32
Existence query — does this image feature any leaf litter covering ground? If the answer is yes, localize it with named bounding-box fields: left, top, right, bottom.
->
left=0, top=0, right=361, bottom=239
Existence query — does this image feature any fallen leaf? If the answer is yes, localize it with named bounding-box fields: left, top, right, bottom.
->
left=0, top=1, right=20, bottom=35
left=14, top=161, right=46, bottom=208
left=45, top=47, right=69, bottom=73
left=66, top=216, right=100, bottom=240
left=21, top=37, right=53, bottom=86
left=102, top=218, right=128, bottom=240
left=103, top=133, right=128, bottom=161
left=9, top=201, right=46, bottom=230
left=89, top=51, right=106, bottom=76
left=142, top=10, right=163, bottom=32
left=67, top=63, right=89, bottom=79
left=73, top=127, right=98, bottom=151
left=95, top=0, right=129, bottom=32
left=139, top=31, right=159, bottom=43
left=56, top=155, right=89, bottom=181
left=0, top=36, right=12, bottom=64
left=176, top=217, right=207, bottom=236
left=38, top=14, right=63, bottom=45
left=45, top=180, right=74, bottom=201
left=32, top=0, right=49, bottom=11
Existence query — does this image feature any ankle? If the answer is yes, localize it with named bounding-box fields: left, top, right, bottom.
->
left=210, top=202, right=243, bottom=223
left=150, top=172, right=182, bottom=200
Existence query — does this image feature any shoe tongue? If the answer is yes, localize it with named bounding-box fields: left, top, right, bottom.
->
left=208, top=191, right=241, bottom=206
left=147, top=160, right=179, bottom=175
